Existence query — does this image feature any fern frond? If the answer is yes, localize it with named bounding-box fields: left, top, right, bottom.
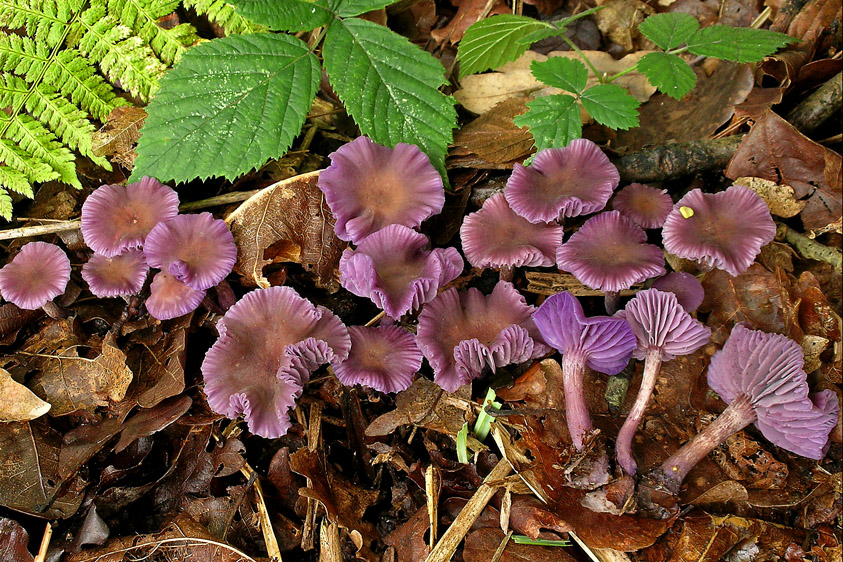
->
left=183, top=0, right=266, bottom=35
left=47, top=48, right=129, bottom=120
left=107, top=0, right=198, bottom=64
left=0, top=33, right=51, bottom=83
left=0, top=185, right=13, bottom=219
left=0, top=137, right=54, bottom=185
left=1, top=112, right=79, bottom=188
left=0, top=0, right=78, bottom=48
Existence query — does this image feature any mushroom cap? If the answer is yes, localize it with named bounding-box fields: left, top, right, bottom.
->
left=707, top=324, right=839, bottom=459
left=82, top=249, right=148, bottom=298
left=202, top=286, right=351, bottom=438
left=81, top=177, right=180, bottom=257
left=460, top=193, right=563, bottom=269
left=0, top=242, right=70, bottom=310
left=505, top=139, right=620, bottom=223
left=339, top=224, right=463, bottom=318
left=145, top=271, right=205, bottom=320
left=615, top=289, right=711, bottom=362
left=332, top=325, right=422, bottom=393
left=612, top=183, right=673, bottom=229
left=556, top=211, right=666, bottom=293
left=417, top=281, right=551, bottom=392
left=651, top=272, right=705, bottom=313
left=662, top=186, right=776, bottom=276
left=533, top=291, right=636, bottom=375
left=317, top=136, right=445, bottom=243
left=143, top=212, right=237, bottom=291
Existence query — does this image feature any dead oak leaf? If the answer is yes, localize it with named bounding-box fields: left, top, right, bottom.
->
left=431, top=0, right=508, bottom=45
left=0, top=367, right=50, bottom=422
left=450, top=97, right=534, bottom=167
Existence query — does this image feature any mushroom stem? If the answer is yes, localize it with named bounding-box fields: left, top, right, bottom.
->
left=654, top=392, right=756, bottom=493
left=604, top=291, right=621, bottom=315
left=616, top=348, right=662, bottom=475
left=499, top=265, right=514, bottom=282
left=41, top=300, right=66, bottom=320
left=562, top=351, right=591, bottom=449
left=216, top=280, right=237, bottom=311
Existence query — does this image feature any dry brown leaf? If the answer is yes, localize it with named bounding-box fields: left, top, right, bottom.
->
left=365, top=378, right=470, bottom=438
left=0, top=367, right=50, bottom=422
left=91, top=106, right=147, bottom=170
left=594, top=0, right=654, bottom=51
left=464, top=528, right=577, bottom=562
left=431, top=0, right=508, bottom=44
left=225, top=171, right=347, bottom=292
left=734, top=176, right=807, bottom=218
left=0, top=517, right=34, bottom=562
left=450, top=97, right=533, bottom=166
left=131, top=314, right=190, bottom=408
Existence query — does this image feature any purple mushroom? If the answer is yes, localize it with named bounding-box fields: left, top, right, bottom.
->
left=202, top=286, right=351, bottom=438
left=145, top=271, right=205, bottom=321
left=143, top=212, right=237, bottom=291
left=533, top=292, right=636, bottom=450
left=651, top=272, right=705, bottom=313
left=332, top=325, right=422, bottom=393
left=612, top=183, right=673, bottom=229
left=82, top=249, right=148, bottom=298
left=505, top=139, right=620, bottom=223
left=556, top=211, right=666, bottom=313
left=0, top=241, right=70, bottom=318
left=339, top=224, right=463, bottom=319
left=614, top=289, right=711, bottom=475
left=652, top=324, right=839, bottom=493
left=417, top=281, right=551, bottom=392
left=81, top=177, right=179, bottom=257
left=460, top=193, right=563, bottom=281
left=661, top=185, right=776, bottom=277
left=317, top=136, right=445, bottom=243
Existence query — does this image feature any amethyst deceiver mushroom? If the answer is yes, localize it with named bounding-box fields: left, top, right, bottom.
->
left=505, top=139, right=620, bottom=223
left=662, top=185, right=776, bottom=276
left=652, top=324, right=839, bottom=493
left=202, top=286, right=351, bottom=438
left=82, top=249, right=148, bottom=298
left=612, top=183, right=673, bottom=229
left=533, top=292, right=636, bottom=449
left=417, top=281, right=551, bottom=392
left=81, top=177, right=179, bottom=257
left=651, top=272, right=705, bottom=313
left=460, top=193, right=563, bottom=281
left=0, top=241, right=70, bottom=317
left=339, top=224, right=463, bottom=319
left=145, top=271, right=205, bottom=321
left=556, top=211, right=666, bottom=313
left=614, top=289, right=711, bottom=474
left=143, top=212, right=237, bottom=291
left=318, top=136, right=445, bottom=243
left=332, top=325, right=422, bottom=393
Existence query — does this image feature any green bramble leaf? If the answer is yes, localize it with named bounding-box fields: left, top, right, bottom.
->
left=336, top=0, right=401, bottom=17
left=513, top=94, right=582, bottom=152
left=228, top=0, right=331, bottom=31
left=686, top=25, right=794, bottom=62
left=323, top=17, right=456, bottom=176
left=131, top=33, right=320, bottom=182
left=638, top=52, right=696, bottom=100
left=638, top=13, right=699, bottom=50
left=458, top=15, right=556, bottom=77
left=529, top=57, right=588, bottom=94
left=580, top=84, right=639, bottom=130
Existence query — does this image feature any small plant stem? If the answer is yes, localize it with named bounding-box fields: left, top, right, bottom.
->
left=562, top=351, right=591, bottom=449
left=615, top=348, right=662, bottom=475
left=605, top=63, right=640, bottom=83
left=655, top=392, right=755, bottom=493
left=560, top=35, right=603, bottom=82
left=604, top=291, right=621, bottom=314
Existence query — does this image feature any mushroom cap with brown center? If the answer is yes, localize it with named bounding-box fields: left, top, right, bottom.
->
left=612, top=183, right=673, bottom=229
left=82, top=249, right=148, bottom=298
left=0, top=242, right=71, bottom=310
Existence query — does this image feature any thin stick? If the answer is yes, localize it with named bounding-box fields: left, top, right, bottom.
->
left=777, top=223, right=842, bottom=272
left=33, top=522, right=52, bottom=562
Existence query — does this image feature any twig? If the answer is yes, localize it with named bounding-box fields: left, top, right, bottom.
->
left=785, top=72, right=843, bottom=135
left=84, top=537, right=257, bottom=562
left=777, top=223, right=842, bottom=273
left=33, top=522, right=52, bottom=562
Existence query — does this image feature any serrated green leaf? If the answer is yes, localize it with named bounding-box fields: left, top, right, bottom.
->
left=323, top=17, right=456, bottom=176
left=0, top=188, right=12, bottom=220
left=228, top=0, right=331, bottom=31
left=687, top=25, right=794, bottom=62
left=131, top=33, right=320, bottom=183
left=638, top=13, right=699, bottom=50
left=530, top=57, right=588, bottom=94
left=458, top=14, right=556, bottom=77
left=580, top=84, right=639, bottom=130
left=336, top=0, right=400, bottom=17
left=638, top=52, right=696, bottom=100
left=513, top=94, right=581, bottom=152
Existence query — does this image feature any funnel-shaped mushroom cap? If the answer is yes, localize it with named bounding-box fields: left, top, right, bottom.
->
left=557, top=211, right=666, bottom=293
left=662, top=186, right=775, bottom=276
left=340, top=225, right=463, bottom=318
left=616, top=289, right=710, bottom=361
left=460, top=194, right=563, bottom=269
left=0, top=242, right=70, bottom=310
left=533, top=292, right=636, bottom=374
left=333, top=326, right=422, bottom=393
left=505, top=139, right=620, bottom=223
left=145, top=271, right=205, bottom=320
left=202, top=286, right=351, bottom=438
left=81, top=177, right=179, bottom=257
left=612, top=183, right=673, bottom=229
left=82, top=249, right=148, bottom=298
left=708, top=324, right=839, bottom=459
left=143, top=213, right=237, bottom=291
left=651, top=272, right=705, bottom=313
left=417, top=281, right=551, bottom=392
left=318, top=136, right=445, bottom=243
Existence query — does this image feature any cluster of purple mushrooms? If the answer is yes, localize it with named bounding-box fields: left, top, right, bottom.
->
left=0, top=136, right=837, bottom=496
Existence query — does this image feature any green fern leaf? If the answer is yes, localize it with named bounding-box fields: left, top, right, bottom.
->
left=0, top=137, right=54, bottom=185
left=0, top=0, right=76, bottom=48
left=107, top=0, right=198, bottom=64
left=0, top=33, right=51, bottom=84
left=1, top=112, right=79, bottom=187
left=183, top=0, right=266, bottom=35
left=0, top=185, right=13, bottom=219
left=48, top=48, right=128, bottom=120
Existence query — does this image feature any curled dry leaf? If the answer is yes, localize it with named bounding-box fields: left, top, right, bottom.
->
left=365, top=378, right=471, bottom=439
left=91, top=106, right=147, bottom=170
left=0, top=517, right=34, bottom=562
left=734, top=177, right=807, bottom=218
left=430, top=0, right=509, bottom=45
left=131, top=313, right=190, bottom=408
left=0, top=367, right=50, bottom=422
left=450, top=97, right=535, bottom=168
left=226, top=171, right=347, bottom=292
left=593, top=0, right=654, bottom=51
